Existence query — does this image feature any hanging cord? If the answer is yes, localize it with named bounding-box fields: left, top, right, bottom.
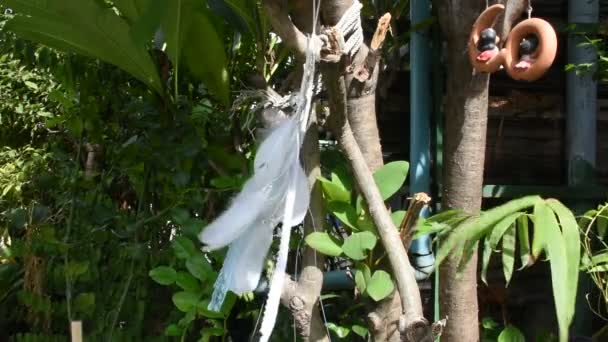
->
left=527, top=0, right=533, bottom=19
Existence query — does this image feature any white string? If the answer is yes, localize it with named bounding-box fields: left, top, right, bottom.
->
left=527, top=0, right=533, bottom=19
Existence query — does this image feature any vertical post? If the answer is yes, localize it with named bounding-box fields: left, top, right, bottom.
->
left=567, top=0, right=598, bottom=337
left=567, top=0, right=598, bottom=187
left=410, top=0, right=435, bottom=277
left=71, top=321, right=83, bottom=342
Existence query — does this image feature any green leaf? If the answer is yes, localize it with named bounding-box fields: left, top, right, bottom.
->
left=197, top=300, right=226, bottom=318
left=74, top=293, right=95, bottom=315
left=481, top=238, right=492, bottom=285
left=535, top=201, right=572, bottom=342
left=186, top=254, right=213, bottom=281
left=532, top=201, right=551, bottom=260
left=516, top=215, right=531, bottom=269
left=319, top=177, right=351, bottom=203
left=206, top=0, right=255, bottom=36
left=352, top=324, right=368, bottom=338
left=355, top=264, right=371, bottom=294
left=342, top=232, right=377, bottom=261
left=165, top=324, right=183, bottom=337
left=172, top=291, right=200, bottom=312
left=176, top=271, right=200, bottom=292
left=331, top=168, right=353, bottom=194
left=488, top=212, right=522, bottom=251
left=5, top=0, right=162, bottom=93
left=181, top=6, right=230, bottom=105
left=391, top=211, right=406, bottom=230
left=149, top=266, right=177, bottom=285
left=171, top=208, right=190, bottom=225
left=502, top=224, right=516, bottom=286
left=546, top=199, right=580, bottom=339
left=327, top=201, right=359, bottom=231
left=366, top=270, right=394, bottom=301
left=372, top=161, right=409, bottom=200
left=305, top=232, right=343, bottom=257
left=436, top=196, right=541, bottom=268
left=597, top=205, right=608, bottom=239
left=497, top=325, right=525, bottom=342
left=67, top=261, right=89, bottom=277
left=326, top=323, right=350, bottom=338
left=172, top=236, right=197, bottom=259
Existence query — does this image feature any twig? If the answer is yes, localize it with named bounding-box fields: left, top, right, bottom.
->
left=354, top=13, right=392, bottom=82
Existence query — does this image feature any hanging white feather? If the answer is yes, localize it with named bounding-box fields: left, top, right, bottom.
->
left=207, top=218, right=275, bottom=311
left=199, top=1, right=325, bottom=340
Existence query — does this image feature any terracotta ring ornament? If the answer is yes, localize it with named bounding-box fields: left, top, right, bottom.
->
left=504, top=18, right=558, bottom=81
left=468, top=4, right=505, bottom=74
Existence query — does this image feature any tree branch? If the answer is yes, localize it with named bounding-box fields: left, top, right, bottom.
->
left=263, top=0, right=309, bottom=58
left=324, top=64, right=430, bottom=340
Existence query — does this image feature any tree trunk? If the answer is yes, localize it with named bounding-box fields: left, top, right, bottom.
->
left=434, top=1, right=488, bottom=341
left=433, top=1, right=526, bottom=341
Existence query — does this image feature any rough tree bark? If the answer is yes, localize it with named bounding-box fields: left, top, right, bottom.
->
left=432, top=1, right=526, bottom=341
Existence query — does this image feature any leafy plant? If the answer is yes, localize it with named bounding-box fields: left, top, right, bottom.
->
left=429, top=196, right=581, bottom=342
left=305, top=160, right=409, bottom=302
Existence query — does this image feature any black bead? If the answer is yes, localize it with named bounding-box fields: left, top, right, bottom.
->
left=477, top=28, right=497, bottom=51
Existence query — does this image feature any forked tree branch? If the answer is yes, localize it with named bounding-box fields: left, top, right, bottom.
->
left=324, top=65, right=431, bottom=340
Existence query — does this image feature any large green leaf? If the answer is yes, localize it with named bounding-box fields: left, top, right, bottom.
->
left=342, top=232, right=377, bottom=261
left=305, top=232, right=343, bottom=257
left=162, top=0, right=230, bottom=104
left=5, top=0, right=162, bottom=93
left=327, top=201, right=359, bottom=231
left=319, top=177, right=351, bottom=203
left=535, top=201, right=571, bottom=342
left=172, top=291, right=200, bottom=312
left=366, top=270, right=394, bottom=301
left=372, top=161, right=409, bottom=200
left=546, top=200, right=580, bottom=335
left=436, top=196, right=541, bottom=267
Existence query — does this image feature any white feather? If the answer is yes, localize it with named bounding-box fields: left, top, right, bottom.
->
left=199, top=179, right=271, bottom=250
left=207, top=219, right=275, bottom=311
left=254, top=117, right=298, bottom=185
left=290, top=165, right=311, bottom=226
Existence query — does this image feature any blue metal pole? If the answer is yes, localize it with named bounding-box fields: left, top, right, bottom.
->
left=410, top=0, right=434, bottom=278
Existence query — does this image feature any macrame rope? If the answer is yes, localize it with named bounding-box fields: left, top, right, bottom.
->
left=335, top=0, right=364, bottom=56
